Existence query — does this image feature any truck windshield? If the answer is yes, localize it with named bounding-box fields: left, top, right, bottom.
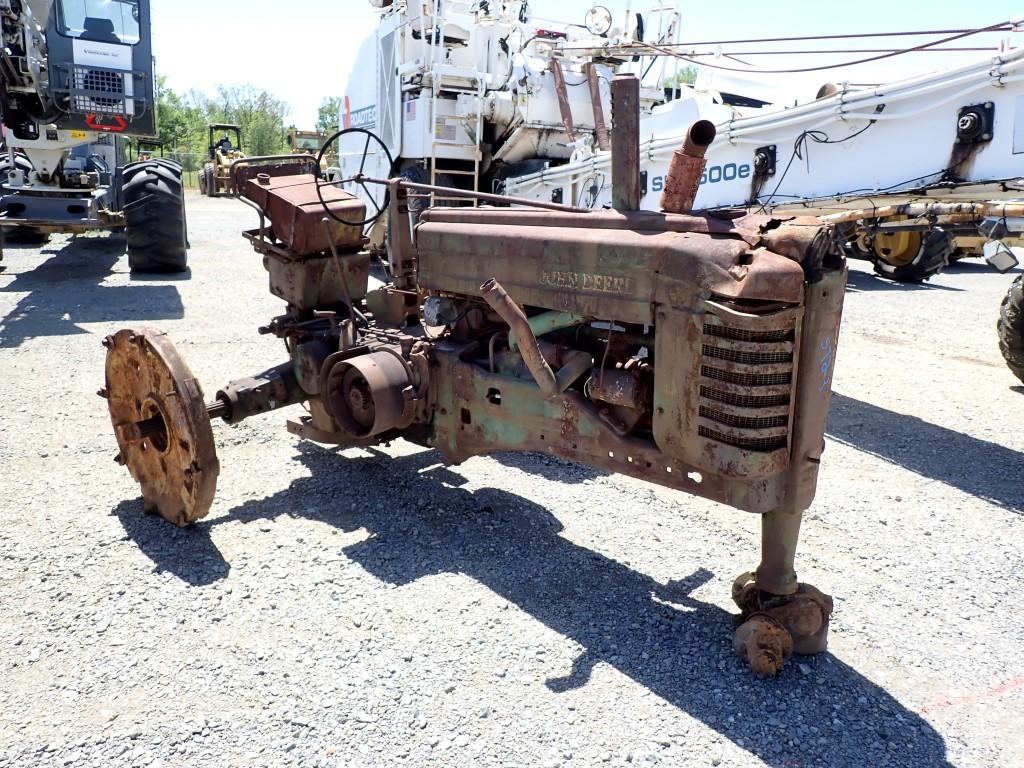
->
left=57, top=0, right=140, bottom=45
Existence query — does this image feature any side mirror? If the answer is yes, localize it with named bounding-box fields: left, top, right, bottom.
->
left=983, top=239, right=1021, bottom=273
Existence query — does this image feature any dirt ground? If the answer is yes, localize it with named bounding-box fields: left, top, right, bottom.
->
left=0, top=192, right=1021, bottom=768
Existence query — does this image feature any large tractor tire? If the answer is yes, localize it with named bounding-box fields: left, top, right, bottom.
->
left=198, top=167, right=208, bottom=196
left=998, top=273, right=1024, bottom=384
left=870, top=228, right=954, bottom=283
left=122, top=160, right=188, bottom=273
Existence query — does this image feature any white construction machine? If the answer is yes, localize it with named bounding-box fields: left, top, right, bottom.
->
left=339, top=2, right=1024, bottom=382
left=341, top=2, right=1024, bottom=283
left=0, top=0, right=189, bottom=271
left=506, top=43, right=1024, bottom=283
left=337, top=1, right=682, bottom=221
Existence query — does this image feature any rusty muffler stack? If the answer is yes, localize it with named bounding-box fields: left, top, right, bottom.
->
left=609, top=72, right=716, bottom=215
left=659, top=120, right=717, bottom=214
left=610, top=74, right=641, bottom=212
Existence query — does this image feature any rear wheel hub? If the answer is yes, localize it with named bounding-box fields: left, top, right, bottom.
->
left=102, top=328, right=219, bottom=526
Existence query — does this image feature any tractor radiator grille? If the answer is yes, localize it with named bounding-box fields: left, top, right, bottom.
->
left=697, top=315, right=797, bottom=454
left=703, top=324, right=792, bottom=343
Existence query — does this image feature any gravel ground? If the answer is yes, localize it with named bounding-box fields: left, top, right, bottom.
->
left=0, top=192, right=1021, bottom=768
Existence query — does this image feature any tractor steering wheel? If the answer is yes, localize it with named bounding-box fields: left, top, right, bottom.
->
left=316, top=127, right=395, bottom=228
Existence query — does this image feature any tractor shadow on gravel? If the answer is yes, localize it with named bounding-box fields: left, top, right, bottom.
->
left=113, top=499, right=230, bottom=586
left=828, top=392, right=1023, bottom=513
left=0, top=235, right=185, bottom=349
left=117, top=442, right=951, bottom=768
left=489, top=450, right=607, bottom=483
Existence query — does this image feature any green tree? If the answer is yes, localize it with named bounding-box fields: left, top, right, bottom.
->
left=151, top=76, right=207, bottom=170
left=209, top=84, right=290, bottom=156
left=663, top=66, right=698, bottom=88
left=317, top=96, right=342, bottom=136
left=153, top=79, right=293, bottom=166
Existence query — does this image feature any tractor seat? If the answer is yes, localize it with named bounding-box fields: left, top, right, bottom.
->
left=81, top=17, right=121, bottom=44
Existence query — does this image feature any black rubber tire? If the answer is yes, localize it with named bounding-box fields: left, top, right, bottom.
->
left=148, top=158, right=182, bottom=175
left=0, top=153, right=34, bottom=177
left=998, top=273, right=1024, bottom=384
left=399, top=164, right=459, bottom=215
left=3, top=226, right=50, bottom=244
left=122, top=160, right=189, bottom=273
left=198, top=167, right=208, bottom=196
left=871, top=228, right=954, bottom=283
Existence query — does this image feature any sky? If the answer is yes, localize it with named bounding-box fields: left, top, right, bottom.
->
left=152, top=1, right=1024, bottom=127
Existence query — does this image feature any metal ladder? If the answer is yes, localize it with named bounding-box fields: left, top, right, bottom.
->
left=426, top=0, right=483, bottom=207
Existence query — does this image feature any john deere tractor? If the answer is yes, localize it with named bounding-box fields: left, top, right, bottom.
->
left=199, top=123, right=243, bottom=197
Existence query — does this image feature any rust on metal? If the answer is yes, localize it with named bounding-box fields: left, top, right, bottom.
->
left=480, top=278, right=559, bottom=398
left=660, top=120, right=716, bottom=214
left=103, top=328, right=219, bottom=526
left=610, top=73, right=641, bottom=211
left=242, top=227, right=371, bottom=309
left=324, top=350, right=418, bottom=439
left=585, top=62, right=610, bottom=152
left=732, top=571, right=834, bottom=675
left=733, top=613, right=794, bottom=678
left=587, top=368, right=645, bottom=410
left=549, top=59, right=578, bottom=142
left=242, top=174, right=365, bottom=255
left=227, top=154, right=320, bottom=196
left=104, top=89, right=848, bottom=677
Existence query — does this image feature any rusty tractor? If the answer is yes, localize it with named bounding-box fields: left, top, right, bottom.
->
left=101, top=75, right=847, bottom=677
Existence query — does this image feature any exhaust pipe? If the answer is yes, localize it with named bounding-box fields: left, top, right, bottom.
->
left=659, top=120, right=717, bottom=214
left=480, top=278, right=558, bottom=398
left=610, top=73, right=641, bottom=212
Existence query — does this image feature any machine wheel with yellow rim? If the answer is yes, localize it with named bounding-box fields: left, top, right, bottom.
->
left=837, top=219, right=954, bottom=282
left=860, top=219, right=954, bottom=283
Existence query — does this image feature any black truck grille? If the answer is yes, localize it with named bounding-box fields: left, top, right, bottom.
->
left=71, top=66, right=128, bottom=115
